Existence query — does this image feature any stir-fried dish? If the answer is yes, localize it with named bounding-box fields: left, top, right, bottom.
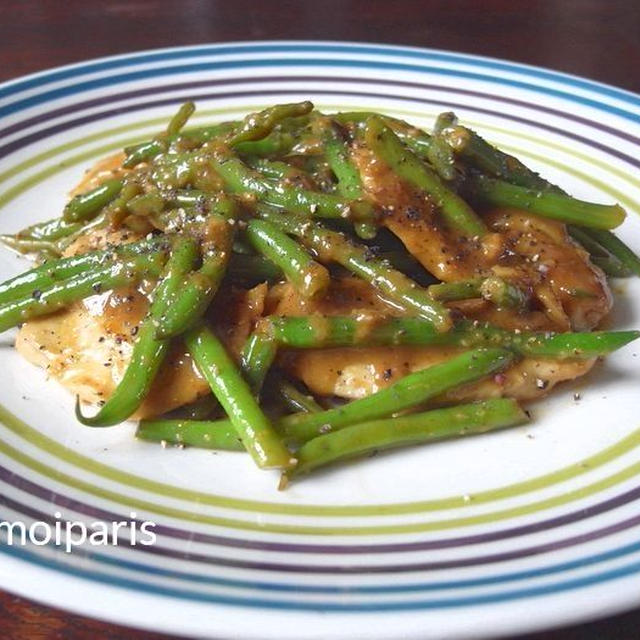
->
left=1, top=101, right=638, bottom=486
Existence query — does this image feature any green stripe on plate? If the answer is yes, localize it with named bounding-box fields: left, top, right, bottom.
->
left=1, top=402, right=640, bottom=521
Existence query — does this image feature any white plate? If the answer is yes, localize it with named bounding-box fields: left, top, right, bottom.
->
left=0, top=42, right=639, bottom=639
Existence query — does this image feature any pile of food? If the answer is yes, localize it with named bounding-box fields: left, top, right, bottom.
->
left=1, top=101, right=638, bottom=486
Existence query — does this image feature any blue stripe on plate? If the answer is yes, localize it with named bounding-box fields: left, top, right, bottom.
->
left=2, top=538, right=640, bottom=611
left=1, top=43, right=638, bottom=107
left=1, top=53, right=639, bottom=125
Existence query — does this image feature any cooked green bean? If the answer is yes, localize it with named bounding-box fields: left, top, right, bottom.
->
left=16, top=217, right=82, bottom=242
left=581, top=228, right=640, bottom=277
left=286, top=398, right=527, bottom=479
left=155, top=235, right=232, bottom=339
left=364, top=116, right=487, bottom=237
left=427, top=112, right=458, bottom=181
left=245, top=219, right=330, bottom=299
left=136, top=419, right=243, bottom=450
left=123, top=122, right=237, bottom=168
left=467, top=175, right=626, bottom=230
left=227, top=253, right=283, bottom=286
left=166, top=101, right=196, bottom=138
left=323, top=123, right=378, bottom=239
left=105, top=182, right=146, bottom=227
left=0, top=236, right=170, bottom=306
left=246, top=158, right=311, bottom=182
left=278, top=348, right=515, bottom=445
left=0, top=250, right=169, bottom=333
left=277, top=379, right=323, bottom=414
left=234, top=131, right=296, bottom=157
left=256, top=206, right=453, bottom=331
left=428, top=279, right=484, bottom=302
left=75, top=237, right=199, bottom=426
left=229, top=101, right=314, bottom=146
left=240, top=331, right=278, bottom=393
left=163, top=394, right=220, bottom=420
left=210, top=147, right=376, bottom=222
left=480, top=276, right=530, bottom=310
left=146, top=347, right=515, bottom=450
left=334, top=111, right=433, bottom=158
left=443, top=124, right=551, bottom=191
left=258, top=314, right=639, bottom=358
left=126, top=191, right=166, bottom=217
left=184, top=324, right=294, bottom=470
left=0, top=235, right=61, bottom=257
left=568, top=226, right=632, bottom=277
left=63, top=179, right=123, bottom=223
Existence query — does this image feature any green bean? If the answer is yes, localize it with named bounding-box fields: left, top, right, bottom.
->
left=591, top=256, right=633, bottom=278
left=245, top=219, right=330, bottom=299
left=568, top=226, right=632, bottom=277
left=256, top=206, right=453, bottom=331
left=240, top=331, right=278, bottom=393
left=364, top=116, right=487, bottom=237
left=234, top=131, right=296, bottom=157
left=323, top=131, right=362, bottom=200
left=166, top=101, right=196, bottom=138
left=334, top=111, right=433, bottom=158
left=123, top=122, right=237, bottom=168
left=467, top=175, right=626, bottom=230
left=166, top=189, right=238, bottom=225
left=0, top=235, right=61, bottom=257
left=258, top=314, right=640, bottom=358
left=432, top=273, right=530, bottom=315
left=162, top=394, right=220, bottom=420
left=16, top=217, right=82, bottom=242
left=278, top=348, right=514, bottom=445
left=323, top=124, right=378, bottom=239
left=164, top=189, right=217, bottom=211
left=184, top=324, right=294, bottom=470
left=245, top=158, right=311, bottom=182
left=227, top=253, right=283, bottom=286
left=76, top=238, right=199, bottom=426
left=479, top=276, right=530, bottom=310
left=123, top=139, right=167, bottom=168
left=443, top=125, right=552, bottom=191
left=155, top=221, right=232, bottom=339
left=0, top=236, right=170, bottom=306
left=63, top=179, right=123, bottom=223
left=377, top=250, right=437, bottom=286
left=136, top=419, right=243, bottom=450
left=581, top=228, right=640, bottom=277
left=35, top=250, right=59, bottom=264
left=105, top=182, right=146, bottom=227
left=229, top=101, right=314, bottom=146
left=150, top=347, right=516, bottom=449
left=427, top=112, right=458, bottom=181
left=0, top=249, right=169, bottom=333
left=428, top=279, right=483, bottom=302
left=127, top=191, right=166, bottom=217
left=277, top=379, right=323, bottom=414
left=210, top=148, right=376, bottom=222
left=508, top=329, right=640, bottom=359
left=285, top=399, right=527, bottom=479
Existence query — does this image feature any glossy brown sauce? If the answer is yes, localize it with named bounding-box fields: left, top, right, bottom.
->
left=16, top=147, right=613, bottom=416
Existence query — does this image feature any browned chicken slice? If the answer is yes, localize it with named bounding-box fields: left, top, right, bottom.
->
left=352, top=147, right=612, bottom=332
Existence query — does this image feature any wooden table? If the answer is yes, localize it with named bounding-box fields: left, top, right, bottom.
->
left=1, top=1, right=639, bottom=638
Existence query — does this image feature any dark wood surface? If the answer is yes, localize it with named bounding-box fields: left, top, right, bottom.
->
left=1, top=1, right=640, bottom=638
